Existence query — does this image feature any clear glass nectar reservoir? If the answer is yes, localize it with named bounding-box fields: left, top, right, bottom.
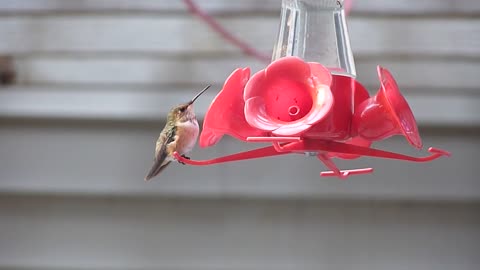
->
left=272, top=0, right=356, bottom=77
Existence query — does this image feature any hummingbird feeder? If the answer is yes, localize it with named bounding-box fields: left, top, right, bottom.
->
left=174, top=0, right=450, bottom=178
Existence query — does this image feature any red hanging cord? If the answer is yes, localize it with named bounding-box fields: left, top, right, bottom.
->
left=183, top=0, right=270, bottom=63
left=183, top=0, right=353, bottom=63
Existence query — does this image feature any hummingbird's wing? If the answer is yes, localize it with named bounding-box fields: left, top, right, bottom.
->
left=144, top=126, right=176, bottom=181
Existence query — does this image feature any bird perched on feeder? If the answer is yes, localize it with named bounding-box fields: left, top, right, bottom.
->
left=144, top=85, right=211, bottom=181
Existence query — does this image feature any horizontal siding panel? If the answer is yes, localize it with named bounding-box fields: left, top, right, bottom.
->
left=0, top=16, right=270, bottom=55
left=0, top=122, right=477, bottom=200
left=1, top=16, right=479, bottom=56
left=12, top=57, right=265, bottom=86
left=355, top=60, right=480, bottom=91
left=0, top=0, right=279, bottom=14
left=0, top=196, right=478, bottom=269
left=349, top=18, right=480, bottom=56
left=1, top=0, right=479, bottom=15
left=0, top=87, right=202, bottom=121
left=353, top=0, right=480, bottom=15
left=12, top=57, right=480, bottom=91
left=0, top=86, right=479, bottom=125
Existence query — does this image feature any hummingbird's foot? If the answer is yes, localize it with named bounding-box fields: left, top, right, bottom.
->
left=176, top=154, right=190, bottom=164
left=178, top=155, right=187, bottom=165
left=177, top=158, right=186, bottom=165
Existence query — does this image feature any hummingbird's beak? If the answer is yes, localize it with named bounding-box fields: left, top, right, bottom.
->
left=188, top=85, right=211, bottom=105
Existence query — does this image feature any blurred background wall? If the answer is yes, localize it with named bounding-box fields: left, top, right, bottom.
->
left=0, top=0, right=479, bottom=269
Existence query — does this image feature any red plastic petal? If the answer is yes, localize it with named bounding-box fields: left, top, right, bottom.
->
left=303, top=84, right=334, bottom=124
left=200, top=68, right=266, bottom=147
left=243, top=68, right=267, bottom=101
left=265, top=56, right=311, bottom=84
left=308, top=62, right=333, bottom=86
left=244, top=96, right=281, bottom=131
left=200, top=128, right=224, bottom=147
left=271, top=123, right=312, bottom=136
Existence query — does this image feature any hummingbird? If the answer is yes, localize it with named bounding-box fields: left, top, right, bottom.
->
left=144, top=85, right=211, bottom=181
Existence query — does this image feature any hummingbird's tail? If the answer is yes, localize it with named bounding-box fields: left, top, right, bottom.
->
left=144, top=160, right=171, bottom=181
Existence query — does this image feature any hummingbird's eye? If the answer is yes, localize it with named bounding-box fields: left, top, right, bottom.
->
left=179, top=107, right=187, bottom=113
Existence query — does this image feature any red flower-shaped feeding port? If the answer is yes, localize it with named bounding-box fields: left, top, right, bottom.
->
left=244, top=57, right=334, bottom=136
left=200, top=57, right=335, bottom=146
left=176, top=57, right=450, bottom=178
left=352, top=66, right=423, bottom=149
